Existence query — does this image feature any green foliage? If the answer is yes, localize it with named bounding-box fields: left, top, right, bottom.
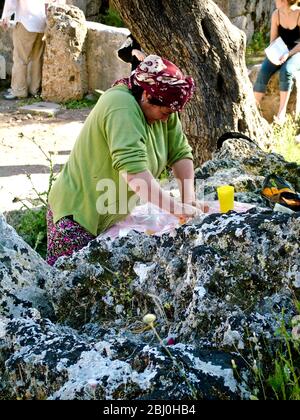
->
left=246, top=31, right=269, bottom=66
left=247, top=31, right=269, bottom=55
left=266, top=314, right=300, bottom=400
left=6, top=134, right=58, bottom=259
left=17, top=96, right=42, bottom=107
left=99, top=7, right=124, bottom=28
left=267, top=116, right=300, bottom=164
left=159, top=168, right=171, bottom=181
left=107, top=272, right=134, bottom=317
left=64, top=97, right=98, bottom=109
left=6, top=207, right=47, bottom=258
left=231, top=302, right=300, bottom=400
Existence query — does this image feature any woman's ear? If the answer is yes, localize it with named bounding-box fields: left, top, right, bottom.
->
left=141, top=91, right=148, bottom=103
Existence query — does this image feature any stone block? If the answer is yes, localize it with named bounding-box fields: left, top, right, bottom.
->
left=18, top=102, right=62, bottom=117
left=0, top=23, right=14, bottom=76
left=214, top=0, right=274, bottom=43
left=66, top=0, right=87, bottom=14
left=86, top=22, right=131, bottom=92
left=42, top=4, right=88, bottom=102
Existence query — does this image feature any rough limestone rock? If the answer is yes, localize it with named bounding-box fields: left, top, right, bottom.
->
left=215, top=0, right=274, bottom=42
left=249, top=65, right=300, bottom=123
left=86, top=22, right=130, bottom=92
left=196, top=137, right=300, bottom=194
left=0, top=24, right=14, bottom=77
left=0, top=314, right=250, bottom=400
left=0, top=137, right=299, bottom=400
left=42, top=4, right=88, bottom=102
left=67, top=0, right=103, bottom=21
left=67, top=0, right=273, bottom=43
left=0, top=214, right=55, bottom=320
left=67, top=0, right=87, bottom=15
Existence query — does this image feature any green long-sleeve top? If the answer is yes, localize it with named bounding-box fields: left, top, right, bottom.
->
left=48, top=85, right=193, bottom=236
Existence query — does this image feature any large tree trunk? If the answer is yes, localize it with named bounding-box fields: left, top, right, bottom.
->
left=111, top=0, right=269, bottom=165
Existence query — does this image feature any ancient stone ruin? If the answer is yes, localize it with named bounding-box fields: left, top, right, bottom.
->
left=0, top=3, right=130, bottom=102
left=42, top=4, right=130, bottom=102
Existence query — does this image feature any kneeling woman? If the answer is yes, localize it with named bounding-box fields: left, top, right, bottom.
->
left=47, top=55, right=204, bottom=266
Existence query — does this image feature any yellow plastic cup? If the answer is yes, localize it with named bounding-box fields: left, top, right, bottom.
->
left=217, top=185, right=235, bottom=213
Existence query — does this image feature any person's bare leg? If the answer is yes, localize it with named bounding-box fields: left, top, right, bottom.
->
left=254, top=91, right=264, bottom=105
left=275, top=90, right=291, bottom=124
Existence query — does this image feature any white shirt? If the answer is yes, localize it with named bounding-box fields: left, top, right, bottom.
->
left=1, top=0, right=64, bottom=33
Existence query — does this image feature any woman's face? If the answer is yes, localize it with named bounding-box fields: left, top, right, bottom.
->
left=140, top=92, right=175, bottom=124
left=144, top=105, right=174, bottom=124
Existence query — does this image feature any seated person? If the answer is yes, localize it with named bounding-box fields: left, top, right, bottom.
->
left=253, top=0, right=300, bottom=125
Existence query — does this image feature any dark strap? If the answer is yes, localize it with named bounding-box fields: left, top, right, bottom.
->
left=216, top=132, right=260, bottom=150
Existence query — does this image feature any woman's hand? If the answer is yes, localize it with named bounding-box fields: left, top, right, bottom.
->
left=132, top=49, right=146, bottom=61
left=279, top=52, right=289, bottom=65
left=0, top=18, right=9, bottom=31
left=185, top=199, right=210, bottom=214
left=175, top=202, right=204, bottom=224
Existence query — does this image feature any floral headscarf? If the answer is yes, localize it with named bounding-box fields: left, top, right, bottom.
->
left=114, top=55, right=195, bottom=111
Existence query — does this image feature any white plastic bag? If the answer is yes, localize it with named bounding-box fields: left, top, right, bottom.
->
left=99, top=201, right=255, bottom=240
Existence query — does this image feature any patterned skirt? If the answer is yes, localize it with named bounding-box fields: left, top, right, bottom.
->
left=46, top=208, right=95, bottom=266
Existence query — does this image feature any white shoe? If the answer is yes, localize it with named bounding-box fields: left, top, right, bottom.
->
left=3, top=92, right=18, bottom=100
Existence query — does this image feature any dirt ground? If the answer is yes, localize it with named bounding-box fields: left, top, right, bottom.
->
left=0, top=89, right=92, bottom=213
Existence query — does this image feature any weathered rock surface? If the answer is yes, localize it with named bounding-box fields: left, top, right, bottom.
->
left=86, top=22, right=130, bottom=92
left=0, top=214, right=55, bottom=320
left=1, top=6, right=130, bottom=95
left=42, top=4, right=88, bottom=102
left=0, top=314, right=249, bottom=400
left=0, top=137, right=299, bottom=399
left=0, top=24, right=14, bottom=77
left=42, top=5, right=129, bottom=100
left=68, top=0, right=273, bottom=43
left=215, top=0, right=274, bottom=42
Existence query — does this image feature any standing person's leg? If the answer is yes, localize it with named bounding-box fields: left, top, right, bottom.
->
left=28, top=32, right=44, bottom=96
left=253, top=58, right=279, bottom=105
left=277, top=52, right=300, bottom=123
left=9, top=23, right=39, bottom=98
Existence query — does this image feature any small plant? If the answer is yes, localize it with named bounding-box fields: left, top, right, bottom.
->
left=266, top=311, right=300, bottom=400
left=159, top=168, right=171, bottom=181
left=143, top=313, right=198, bottom=399
left=17, top=95, right=42, bottom=107
left=99, top=7, right=124, bottom=28
left=247, top=31, right=269, bottom=55
left=246, top=30, right=269, bottom=66
left=6, top=204, right=47, bottom=258
left=6, top=133, right=57, bottom=258
left=64, top=97, right=98, bottom=110
left=229, top=301, right=300, bottom=400
left=267, top=116, right=300, bottom=164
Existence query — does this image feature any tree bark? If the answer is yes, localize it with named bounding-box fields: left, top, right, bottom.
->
left=111, top=0, right=269, bottom=166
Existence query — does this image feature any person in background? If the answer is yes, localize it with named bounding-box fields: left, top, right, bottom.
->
left=253, top=0, right=300, bottom=125
left=47, top=55, right=207, bottom=266
left=0, top=0, right=65, bottom=100
left=118, top=33, right=146, bottom=72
